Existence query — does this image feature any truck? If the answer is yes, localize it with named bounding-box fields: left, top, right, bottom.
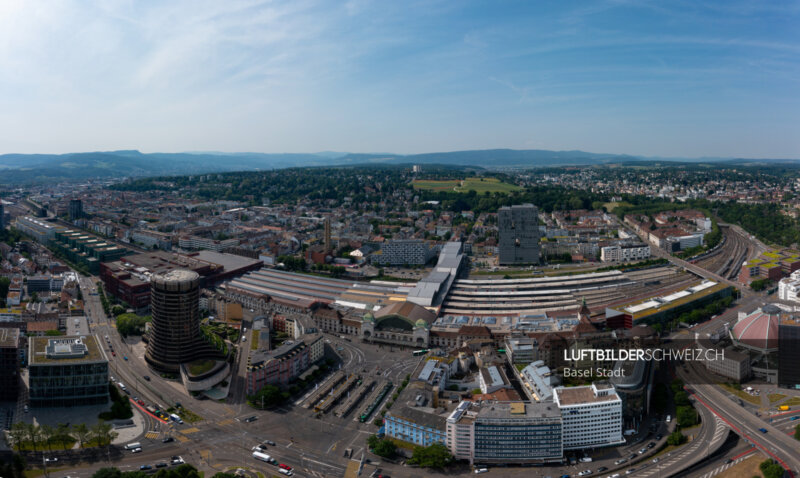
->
left=118, top=383, right=127, bottom=392
left=252, top=451, right=276, bottom=464
left=125, top=442, right=142, bottom=450
left=169, top=413, right=184, bottom=424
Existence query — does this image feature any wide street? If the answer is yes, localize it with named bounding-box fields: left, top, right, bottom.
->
left=58, top=274, right=425, bottom=478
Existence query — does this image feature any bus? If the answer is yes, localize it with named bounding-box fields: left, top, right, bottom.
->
left=412, top=349, right=428, bottom=356
left=779, top=405, right=790, bottom=411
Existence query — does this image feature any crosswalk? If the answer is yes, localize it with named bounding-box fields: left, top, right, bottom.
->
left=175, top=434, right=190, bottom=443
left=182, top=427, right=200, bottom=434
left=144, top=431, right=160, bottom=439
left=217, top=418, right=235, bottom=426
left=697, top=455, right=751, bottom=478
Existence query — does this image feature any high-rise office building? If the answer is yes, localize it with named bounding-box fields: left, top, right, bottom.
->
left=0, top=328, right=20, bottom=401
left=498, top=204, right=540, bottom=265
left=28, top=336, right=109, bottom=407
left=145, top=270, right=219, bottom=373
left=69, top=199, right=83, bottom=221
left=778, top=317, right=800, bottom=389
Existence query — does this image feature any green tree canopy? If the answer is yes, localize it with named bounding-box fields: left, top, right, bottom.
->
left=407, top=443, right=453, bottom=469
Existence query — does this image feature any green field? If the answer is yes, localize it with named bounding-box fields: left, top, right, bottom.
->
left=412, top=177, right=522, bottom=193
left=603, top=201, right=632, bottom=211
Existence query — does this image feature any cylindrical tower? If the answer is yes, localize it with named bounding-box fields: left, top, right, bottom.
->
left=145, top=270, right=205, bottom=373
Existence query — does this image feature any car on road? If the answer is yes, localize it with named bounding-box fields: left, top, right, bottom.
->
left=123, top=356, right=128, bottom=361
left=791, top=416, right=800, bottom=421
left=647, top=442, right=655, bottom=448
left=155, top=463, right=168, bottom=468
left=131, top=448, right=142, bottom=453
left=45, top=458, right=58, bottom=463
left=143, top=375, right=151, bottom=381
left=110, top=376, right=115, bottom=382
left=23, top=405, right=29, bottom=413
left=138, top=399, right=145, bottom=406
left=656, top=434, right=663, bottom=440
left=279, top=464, right=293, bottom=471
left=625, top=469, right=635, bottom=475
left=629, top=454, right=637, bottom=460
left=474, top=468, right=488, bottom=474
left=170, top=456, right=184, bottom=465
left=759, top=428, right=768, bottom=433
left=652, top=458, right=659, bottom=463
left=245, top=416, right=258, bottom=422
left=253, top=444, right=267, bottom=451
left=596, top=467, right=607, bottom=472
left=140, top=465, right=152, bottom=471
left=112, top=352, right=116, bottom=356
left=560, top=475, right=571, bottom=478
left=278, top=470, right=293, bottom=476
left=577, top=470, right=592, bottom=476
left=614, top=459, right=627, bottom=465
left=263, top=440, right=276, bottom=446
left=132, top=396, right=138, bottom=402
left=638, top=448, right=647, bottom=454
left=162, top=437, right=174, bottom=443
left=725, top=459, right=733, bottom=464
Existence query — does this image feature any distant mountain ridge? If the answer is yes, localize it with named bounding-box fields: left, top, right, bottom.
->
left=0, top=148, right=796, bottom=185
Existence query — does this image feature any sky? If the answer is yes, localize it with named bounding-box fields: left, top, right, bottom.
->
left=0, top=0, right=798, bottom=159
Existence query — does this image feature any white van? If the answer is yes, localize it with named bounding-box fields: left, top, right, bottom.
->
left=666, top=415, right=672, bottom=423
left=125, top=442, right=142, bottom=450
left=278, top=469, right=293, bottom=476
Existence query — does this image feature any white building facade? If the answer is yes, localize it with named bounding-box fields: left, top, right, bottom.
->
left=553, top=383, right=624, bottom=450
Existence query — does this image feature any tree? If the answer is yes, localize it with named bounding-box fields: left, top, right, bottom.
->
left=7, top=422, right=26, bottom=450
left=211, top=474, right=238, bottom=478
left=12, top=454, right=26, bottom=478
left=24, top=423, right=41, bottom=452
left=111, top=304, right=126, bottom=316
left=760, top=459, right=785, bottom=478
left=250, top=384, right=287, bottom=409
left=73, top=423, right=90, bottom=448
left=408, top=443, right=453, bottom=469
left=795, top=424, right=800, bottom=441
left=673, top=390, right=690, bottom=407
left=670, top=378, right=684, bottom=394
left=676, top=405, right=698, bottom=428
left=39, top=424, right=54, bottom=451
left=667, top=431, right=686, bottom=446
left=92, top=421, right=118, bottom=447
left=55, top=422, right=72, bottom=450
left=366, top=435, right=397, bottom=458
left=92, top=468, right=123, bottom=478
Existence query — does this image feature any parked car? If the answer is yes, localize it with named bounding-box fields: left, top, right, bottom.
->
left=143, top=375, right=151, bottom=381
left=263, top=440, right=276, bottom=446
left=474, top=468, right=488, bottom=474
left=245, top=416, right=258, bottom=423
left=140, top=465, right=152, bottom=471
left=759, top=428, right=768, bottom=433
left=155, top=463, right=168, bottom=468
left=162, top=437, right=174, bottom=443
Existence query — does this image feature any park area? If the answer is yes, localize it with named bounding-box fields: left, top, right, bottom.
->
left=412, top=177, right=522, bottom=193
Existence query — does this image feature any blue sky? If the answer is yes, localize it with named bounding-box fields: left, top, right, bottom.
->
left=0, top=0, right=798, bottom=158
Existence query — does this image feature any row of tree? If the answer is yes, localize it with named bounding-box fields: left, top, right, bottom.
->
left=6, top=420, right=117, bottom=451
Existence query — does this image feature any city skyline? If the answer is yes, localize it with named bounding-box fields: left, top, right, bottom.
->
left=0, top=0, right=798, bottom=159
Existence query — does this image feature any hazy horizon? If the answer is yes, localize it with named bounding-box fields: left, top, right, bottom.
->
left=1, top=1, right=798, bottom=159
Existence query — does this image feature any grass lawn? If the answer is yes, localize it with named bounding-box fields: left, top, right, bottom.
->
left=716, top=454, right=763, bottom=478
left=455, top=177, right=522, bottom=193
left=412, top=177, right=522, bottom=194
left=16, top=438, right=76, bottom=452
left=782, top=396, right=800, bottom=407
left=187, top=359, right=216, bottom=376
left=719, top=383, right=761, bottom=405
left=603, top=201, right=632, bottom=211
left=411, top=179, right=461, bottom=191
left=26, top=467, right=68, bottom=478
left=177, top=407, right=203, bottom=423
left=768, top=393, right=787, bottom=403
left=250, top=330, right=258, bottom=350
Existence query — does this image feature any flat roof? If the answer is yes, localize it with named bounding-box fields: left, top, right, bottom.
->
left=554, top=385, right=619, bottom=406
left=0, top=328, right=20, bottom=348
left=29, top=335, right=106, bottom=365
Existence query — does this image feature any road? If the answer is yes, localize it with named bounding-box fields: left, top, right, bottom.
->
left=63, top=275, right=425, bottom=478
left=678, top=355, right=800, bottom=476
